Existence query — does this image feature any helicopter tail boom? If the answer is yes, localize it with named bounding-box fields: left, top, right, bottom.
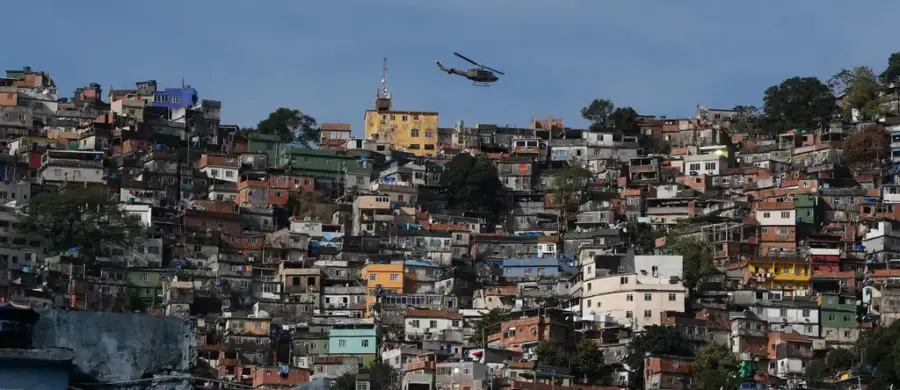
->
left=435, top=60, right=466, bottom=77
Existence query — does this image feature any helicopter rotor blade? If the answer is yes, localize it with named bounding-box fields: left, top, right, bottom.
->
left=482, top=66, right=505, bottom=75
left=453, top=52, right=481, bottom=67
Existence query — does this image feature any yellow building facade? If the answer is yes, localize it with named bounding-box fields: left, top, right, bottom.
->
left=364, top=110, right=439, bottom=156
left=747, top=259, right=811, bottom=292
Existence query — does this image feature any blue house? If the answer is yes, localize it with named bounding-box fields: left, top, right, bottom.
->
left=151, top=86, right=199, bottom=109
left=500, top=258, right=561, bottom=278
left=328, top=327, right=377, bottom=357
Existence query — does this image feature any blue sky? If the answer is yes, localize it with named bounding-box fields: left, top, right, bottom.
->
left=6, top=1, right=900, bottom=134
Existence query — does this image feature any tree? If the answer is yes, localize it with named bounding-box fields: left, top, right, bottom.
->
left=858, top=322, right=900, bottom=388
left=109, top=288, right=148, bottom=313
left=550, top=164, right=591, bottom=214
left=641, top=135, right=670, bottom=155
left=692, top=343, right=740, bottom=390
left=761, top=77, right=837, bottom=134
left=574, top=340, right=611, bottom=384
left=611, top=107, right=640, bottom=131
left=331, top=372, right=357, bottom=390
left=829, top=67, right=884, bottom=121
left=881, top=52, right=900, bottom=84
left=440, top=154, right=508, bottom=222
left=469, top=308, right=510, bottom=347
left=581, top=99, right=615, bottom=129
left=257, top=107, right=320, bottom=146
left=535, top=342, right=570, bottom=367
left=18, top=187, right=145, bottom=262
left=366, top=360, right=400, bottom=390
left=842, top=124, right=890, bottom=169
left=729, top=105, right=761, bottom=133
left=625, top=325, right=692, bottom=388
left=659, top=237, right=716, bottom=298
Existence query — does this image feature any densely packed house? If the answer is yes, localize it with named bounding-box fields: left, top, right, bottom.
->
left=4, top=65, right=900, bottom=389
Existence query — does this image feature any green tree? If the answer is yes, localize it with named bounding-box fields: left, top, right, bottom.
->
left=692, top=343, right=740, bottom=390
left=881, top=52, right=900, bottom=84
left=18, top=187, right=145, bottom=262
left=829, top=66, right=884, bottom=121
left=842, top=124, right=890, bottom=169
left=729, top=105, right=761, bottom=133
left=366, top=360, right=400, bottom=390
left=550, top=164, right=591, bottom=214
left=109, top=288, right=148, bottom=313
left=574, top=340, right=611, bottom=384
left=581, top=98, right=616, bottom=129
left=469, top=308, right=510, bottom=347
left=858, top=323, right=900, bottom=388
left=641, top=135, right=670, bottom=155
left=535, top=342, right=570, bottom=367
left=659, top=237, right=716, bottom=301
left=611, top=107, right=640, bottom=131
left=440, top=154, right=508, bottom=222
left=761, top=77, right=837, bottom=134
left=257, top=107, right=320, bottom=146
left=807, top=347, right=858, bottom=382
left=332, top=373, right=357, bottom=390
left=625, top=325, right=692, bottom=388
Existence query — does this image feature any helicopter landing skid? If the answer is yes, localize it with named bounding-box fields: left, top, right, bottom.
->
left=472, top=81, right=490, bottom=87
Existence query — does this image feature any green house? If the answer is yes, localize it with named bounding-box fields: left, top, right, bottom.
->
left=794, top=194, right=822, bottom=225
left=247, top=132, right=284, bottom=162
left=280, top=147, right=352, bottom=182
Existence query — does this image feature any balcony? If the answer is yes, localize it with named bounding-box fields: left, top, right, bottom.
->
left=361, top=214, right=394, bottom=222
left=323, top=285, right=365, bottom=295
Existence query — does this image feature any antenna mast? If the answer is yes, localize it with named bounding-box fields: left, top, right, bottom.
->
left=375, top=57, right=392, bottom=111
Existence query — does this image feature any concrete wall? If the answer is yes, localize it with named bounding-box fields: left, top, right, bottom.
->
left=291, top=378, right=331, bottom=390
left=32, top=309, right=196, bottom=382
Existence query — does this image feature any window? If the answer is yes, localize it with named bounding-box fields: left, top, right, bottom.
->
left=626, top=311, right=633, bottom=318
left=704, top=162, right=716, bottom=170
left=411, top=128, right=420, bottom=137
left=408, top=144, right=420, bottom=150
left=828, top=314, right=835, bottom=321
left=781, top=211, right=790, bottom=218
left=361, top=339, right=369, bottom=347
left=668, top=293, right=677, bottom=301
left=225, top=170, right=234, bottom=177
left=762, top=212, right=770, bottom=218
left=762, top=227, right=770, bottom=234
left=626, top=294, right=633, bottom=302
left=802, top=309, right=810, bottom=317
left=779, top=309, right=787, bottom=317
left=338, top=339, right=346, bottom=347
left=620, top=276, right=628, bottom=284
left=644, top=293, right=652, bottom=301
left=139, top=273, right=148, bottom=282
left=410, top=320, right=420, bottom=327
left=369, top=274, right=376, bottom=281
left=452, top=320, right=460, bottom=327
left=779, top=228, right=789, bottom=235
left=148, top=247, right=160, bottom=255
left=429, top=320, right=437, bottom=328
left=689, top=163, right=701, bottom=171
left=425, top=130, right=433, bottom=138
left=390, top=273, right=399, bottom=281
left=172, top=95, right=181, bottom=104
left=644, top=310, right=652, bottom=318
left=424, top=144, right=435, bottom=150
left=402, top=115, right=408, bottom=121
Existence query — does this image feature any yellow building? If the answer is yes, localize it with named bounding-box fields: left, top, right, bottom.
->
left=747, top=258, right=811, bottom=293
left=360, top=263, right=407, bottom=308
left=364, top=109, right=439, bottom=156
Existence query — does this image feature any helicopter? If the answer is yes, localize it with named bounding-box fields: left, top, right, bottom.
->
left=435, top=52, right=504, bottom=86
